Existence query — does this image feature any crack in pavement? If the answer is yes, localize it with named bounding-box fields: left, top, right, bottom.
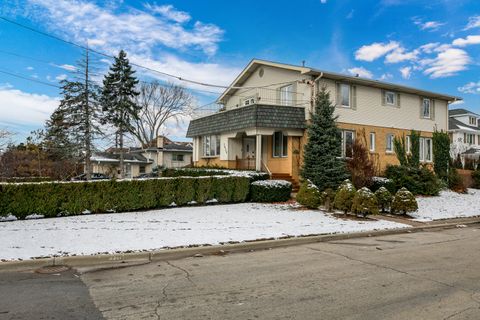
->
left=165, top=260, right=196, bottom=287
left=306, top=246, right=480, bottom=306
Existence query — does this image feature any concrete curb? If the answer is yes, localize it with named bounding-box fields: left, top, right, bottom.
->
left=1, top=218, right=479, bottom=273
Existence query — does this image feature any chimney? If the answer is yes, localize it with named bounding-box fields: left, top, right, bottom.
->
left=157, top=136, right=164, bottom=148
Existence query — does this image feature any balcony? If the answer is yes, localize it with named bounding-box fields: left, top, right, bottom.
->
left=229, top=87, right=306, bottom=109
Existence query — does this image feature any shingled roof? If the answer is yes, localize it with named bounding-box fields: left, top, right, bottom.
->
left=449, top=117, right=480, bottom=131
left=449, top=108, right=480, bottom=117
left=186, top=104, right=306, bottom=137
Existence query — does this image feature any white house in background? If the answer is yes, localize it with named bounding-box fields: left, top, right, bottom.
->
left=449, top=108, right=480, bottom=159
left=90, top=136, right=193, bottom=178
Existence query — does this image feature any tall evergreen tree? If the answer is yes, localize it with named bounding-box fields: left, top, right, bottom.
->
left=301, top=87, right=349, bottom=190
left=101, top=50, right=140, bottom=178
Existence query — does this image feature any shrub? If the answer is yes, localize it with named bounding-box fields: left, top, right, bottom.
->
left=472, top=170, right=480, bottom=189
left=448, top=167, right=467, bottom=193
left=391, top=187, right=418, bottom=215
left=351, top=187, right=379, bottom=217
left=333, top=179, right=356, bottom=214
left=296, top=180, right=322, bottom=209
left=250, top=180, right=292, bottom=202
left=385, top=165, right=441, bottom=196
left=432, top=131, right=450, bottom=181
left=0, top=176, right=251, bottom=219
left=370, top=177, right=396, bottom=194
left=347, top=139, right=375, bottom=189
left=375, top=187, right=393, bottom=213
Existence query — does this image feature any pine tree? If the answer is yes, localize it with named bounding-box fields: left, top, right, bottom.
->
left=42, top=108, right=80, bottom=162
left=301, top=87, right=349, bottom=191
left=48, top=47, right=102, bottom=180
left=101, top=50, right=140, bottom=178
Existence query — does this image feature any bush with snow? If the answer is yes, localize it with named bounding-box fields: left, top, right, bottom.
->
left=351, top=187, right=379, bottom=217
left=250, top=180, right=292, bottom=203
left=375, top=187, right=393, bottom=213
left=334, top=179, right=356, bottom=214
left=391, top=187, right=418, bottom=215
left=296, top=180, right=322, bottom=209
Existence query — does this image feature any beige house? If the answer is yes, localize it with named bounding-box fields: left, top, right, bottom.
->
left=187, top=59, right=461, bottom=183
left=90, top=136, right=193, bottom=178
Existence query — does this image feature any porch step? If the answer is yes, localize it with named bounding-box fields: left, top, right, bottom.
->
left=270, top=174, right=300, bottom=192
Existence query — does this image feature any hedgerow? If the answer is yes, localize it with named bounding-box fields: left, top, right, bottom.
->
left=250, top=180, right=292, bottom=202
left=0, top=176, right=250, bottom=219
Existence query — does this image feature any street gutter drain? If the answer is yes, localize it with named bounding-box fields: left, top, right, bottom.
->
left=35, top=265, right=70, bottom=274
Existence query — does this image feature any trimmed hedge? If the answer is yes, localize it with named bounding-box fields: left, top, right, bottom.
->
left=162, top=168, right=269, bottom=183
left=0, top=176, right=251, bottom=219
left=250, top=180, right=292, bottom=202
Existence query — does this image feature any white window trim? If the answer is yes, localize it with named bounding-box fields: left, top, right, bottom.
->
left=369, top=132, right=376, bottom=152
left=272, top=132, right=288, bottom=158
left=340, top=83, right=351, bottom=108
left=341, top=130, right=355, bottom=158
left=406, top=136, right=411, bottom=154
left=243, top=96, right=255, bottom=106
left=386, top=134, right=395, bottom=153
left=422, top=98, right=431, bottom=119
left=202, top=135, right=220, bottom=158
left=419, top=137, right=433, bottom=163
left=279, top=84, right=294, bottom=106
left=385, top=91, right=396, bottom=106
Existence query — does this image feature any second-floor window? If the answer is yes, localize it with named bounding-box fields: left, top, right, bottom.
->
left=422, top=98, right=431, bottom=119
left=280, top=84, right=293, bottom=106
left=202, top=135, right=220, bottom=157
left=340, top=84, right=350, bottom=107
left=469, top=116, right=477, bottom=125
left=385, top=91, right=396, bottom=106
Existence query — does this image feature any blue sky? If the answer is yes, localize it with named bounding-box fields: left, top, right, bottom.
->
left=0, top=0, right=479, bottom=144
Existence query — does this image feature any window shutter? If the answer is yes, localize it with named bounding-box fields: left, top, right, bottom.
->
left=464, top=133, right=467, bottom=143
left=419, top=97, right=423, bottom=119
left=432, top=99, right=436, bottom=120
left=381, top=90, right=386, bottom=106
left=351, top=85, right=357, bottom=110
left=336, top=82, right=341, bottom=107
left=396, top=93, right=401, bottom=107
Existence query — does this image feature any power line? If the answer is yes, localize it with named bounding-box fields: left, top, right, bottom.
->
left=0, top=16, right=296, bottom=91
left=0, top=69, right=60, bottom=89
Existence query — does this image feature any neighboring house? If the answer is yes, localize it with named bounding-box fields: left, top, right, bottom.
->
left=186, top=59, right=460, bottom=182
left=449, top=108, right=480, bottom=160
left=90, top=136, right=193, bottom=178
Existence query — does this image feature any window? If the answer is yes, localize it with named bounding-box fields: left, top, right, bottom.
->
left=369, top=132, right=376, bottom=152
left=139, top=166, right=146, bottom=174
left=466, top=134, right=475, bottom=145
left=419, top=137, right=433, bottom=162
left=273, top=132, right=288, bottom=157
left=406, top=136, right=411, bottom=154
left=341, top=130, right=355, bottom=158
left=385, top=91, right=396, bottom=106
left=340, top=84, right=350, bottom=107
left=202, top=135, right=220, bottom=157
left=243, top=96, right=255, bottom=106
left=386, top=134, right=394, bottom=153
left=422, top=98, right=431, bottom=119
left=280, top=84, right=293, bottom=106
left=469, top=116, right=477, bottom=125
left=172, top=154, right=184, bottom=162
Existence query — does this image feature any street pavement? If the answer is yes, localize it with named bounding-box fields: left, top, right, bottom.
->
left=81, top=226, right=480, bottom=320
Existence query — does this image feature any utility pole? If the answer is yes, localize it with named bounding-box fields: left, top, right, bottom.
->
left=84, top=43, right=92, bottom=180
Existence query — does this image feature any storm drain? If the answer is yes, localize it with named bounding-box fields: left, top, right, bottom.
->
left=35, top=265, right=70, bottom=274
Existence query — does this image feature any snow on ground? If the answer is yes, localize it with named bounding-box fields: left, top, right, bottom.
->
left=0, top=203, right=407, bottom=261
left=412, top=189, right=480, bottom=222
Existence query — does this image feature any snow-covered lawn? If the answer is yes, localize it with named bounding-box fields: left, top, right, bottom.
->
left=0, top=203, right=407, bottom=261
left=412, top=189, right=480, bottom=221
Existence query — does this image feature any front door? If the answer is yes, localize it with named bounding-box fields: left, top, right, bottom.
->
left=242, top=138, right=256, bottom=159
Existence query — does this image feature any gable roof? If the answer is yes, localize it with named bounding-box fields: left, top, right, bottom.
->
left=449, top=108, right=480, bottom=117
left=449, top=117, right=480, bottom=132
left=218, top=59, right=462, bottom=104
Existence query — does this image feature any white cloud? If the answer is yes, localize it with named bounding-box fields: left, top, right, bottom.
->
left=26, top=66, right=34, bottom=71
left=420, top=42, right=440, bottom=53
left=452, top=35, right=480, bottom=47
left=385, top=48, right=419, bottom=63
left=27, top=0, right=224, bottom=56
left=450, top=100, right=464, bottom=105
left=0, top=87, right=59, bottom=128
left=347, top=67, right=373, bottom=79
left=379, top=73, right=393, bottom=81
left=458, top=81, right=480, bottom=94
left=416, top=20, right=445, bottom=31
left=52, top=64, right=77, bottom=72
left=355, top=41, right=399, bottom=61
left=422, top=48, right=470, bottom=78
left=145, top=4, right=191, bottom=23
left=55, top=74, right=68, bottom=81
left=399, top=66, right=412, bottom=79
left=464, top=15, right=480, bottom=31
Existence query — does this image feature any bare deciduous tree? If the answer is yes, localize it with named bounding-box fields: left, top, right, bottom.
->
left=0, top=129, right=13, bottom=149
left=132, top=81, right=192, bottom=147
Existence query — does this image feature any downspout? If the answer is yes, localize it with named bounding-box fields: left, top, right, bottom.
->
left=311, top=72, right=324, bottom=115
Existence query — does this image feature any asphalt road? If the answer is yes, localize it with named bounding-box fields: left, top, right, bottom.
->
left=2, top=226, right=480, bottom=319
left=80, top=226, right=480, bottom=320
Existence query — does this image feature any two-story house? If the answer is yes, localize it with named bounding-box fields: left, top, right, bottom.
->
left=186, top=59, right=460, bottom=182
left=449, top=108, right=480, bottom=159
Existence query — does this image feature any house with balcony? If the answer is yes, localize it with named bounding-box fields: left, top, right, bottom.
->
left=449, top=108, right=480, bottom=161
left=186, top=59, right=460, bottom=183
